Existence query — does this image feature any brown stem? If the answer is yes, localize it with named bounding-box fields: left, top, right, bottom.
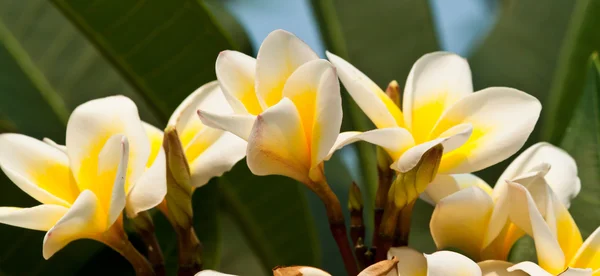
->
left=393, top=200, right=415, bottom=247
left=350, top=210, right=365, bottom=247
left=158, top=201, right=203, bottom=276
left=373, top=157, right=394, bottom=251
left=177, top=227, right=203, bottom=276
left=99, top=219, right=155, bottom=276
left=354, top=238, right=367, bottom=271
left=132, top=212, right=166, bottom=276
left=374, top=202, right=400, bottom=262
left=309, top=177, right=358, bottom=276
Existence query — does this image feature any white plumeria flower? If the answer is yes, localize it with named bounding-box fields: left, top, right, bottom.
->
left=428, top=142, right=581, bottom=261
left=387, top=247, right=523, bottom=275
left=502, top=181, right=599, bottom=275
left=0, top=96, right=166, bottom=259
left=326, top=51, right=541, bottom=174
left=198, top=29, right=342, bottom=184
left=165, top=81, right=247, bottom=188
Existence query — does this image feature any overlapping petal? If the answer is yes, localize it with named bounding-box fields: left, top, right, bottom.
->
left=256, top=29, right=318, bottom=108
left=403, top=52, right=473, bottom=142
left=0, top=205, right=68, bottom=231
left=0, top=134, right=78, bottom=206
left=246, top=98, right=310, bottom=183
left=282, top=59, right=342, bottom=168
left=216, top=51, right=261, bottom=115
left=430, top=87, right=541, bottom=174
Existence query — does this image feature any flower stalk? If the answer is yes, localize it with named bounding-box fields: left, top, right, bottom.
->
left=131, top=211, right=166, bottom=276
left=348, top=182, right=365, bottom=246
left=307, top=170, right=358, bottom=276
left=97, top=217, right=154, bottom=276
left=161, top=127, right=203, bottom=275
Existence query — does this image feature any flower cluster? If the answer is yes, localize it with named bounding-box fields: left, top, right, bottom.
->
left=0, top=29, right=595, bottom=276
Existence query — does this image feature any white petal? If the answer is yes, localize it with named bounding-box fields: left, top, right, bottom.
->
left=430, top=87, right=541, bottom=174
left=559, top=268, right=593, bottom=276
left=189, top=132, right=246, bottom=188
left=66, top=96, right=150, bottom=196
left=425, top=250, right=481, bottom=276
left=255, top=29, right=318, bottom=108
left=387, top=247, right=427, bottom=276
left=126, top=146, right=166, bottom=217
left=98, top=135, right=128, bottom=227
left=430, top=186, right=494, bottom=259
left=423, top=173, right=492, bottom=205
left=43, top=190, right=104, bottom=259
left=197, top=110, right=256, bottom=141
left=0, top=134, right=77, bottom=206
left=478, top=260, right=528, bottom=276
left=282, top=59, right=342, bottom=168
left=168, top=81, right=232, bottom=132
left=42, top=138, right=67, bottom=153
left=393, top=123, right=472, bottom=173
left=0, top=205, right=68, bottom=231
left=246, top=98, right=311, bottom=184
left=216, top=51, right=262, bottom=115
left=495, top=142, right=580, bottom=208
left=507, top=262, right=553, bottom=276
left=325, top=128, right=415, bottom=161
left=298, top=267, right=332, bottom=276
left=326, top=51, right=403, bottom=129
left=505, top=181, right=566, bottom=273
left=570, top=226, right=600, bottom=271
left=403, top=52, right=473, bottom=141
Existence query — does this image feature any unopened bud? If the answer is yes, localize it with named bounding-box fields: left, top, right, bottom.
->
left=163, top=126, right=193, bottom=230
left=385, top=80, right=400, bottom=107
left=390, top=144, right=443, bottom=209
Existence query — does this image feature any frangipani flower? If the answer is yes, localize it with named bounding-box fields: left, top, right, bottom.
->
left=326, top=51, right=541, bottom=175
left=0, top=96, right=166, bottom=259
left=166, top=81, right=247, bottom=188
left=502, top=181, right=598, bottom=275
left=199, top=29, right=342, bottom=185
left=429, top=142, right=581, bottom=261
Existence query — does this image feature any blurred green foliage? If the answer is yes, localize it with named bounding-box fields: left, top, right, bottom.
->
left=0, top=0, right=599, bottom=275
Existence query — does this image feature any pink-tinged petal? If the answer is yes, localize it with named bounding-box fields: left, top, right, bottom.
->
left=246, top=98, right=311, bottom=184
left=282, top=59, right=342, bottom=168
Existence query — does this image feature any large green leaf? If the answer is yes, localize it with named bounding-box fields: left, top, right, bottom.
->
left=561, top=55, right=600, bottom=238
left=469, top=0, right=576, bottom=182
left=218, top=163, right=321, bottom=272
left=541, top=0, right=600, bottom=144
left=0, top=0, right=258, bottom=273
left=310, top=0, right=439, bottom=247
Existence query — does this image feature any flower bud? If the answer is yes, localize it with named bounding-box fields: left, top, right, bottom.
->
left=385, top=80, right=400, bottom=107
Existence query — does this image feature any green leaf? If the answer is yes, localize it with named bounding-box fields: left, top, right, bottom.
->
left=49, top=0, right=248, bottom=119
left=0, top=0, right=251, bottom=273
left=218, top=163, right=321, bottom=271
left=468, top=0, right=576, bottom=182
left=541, top=0, right=600, bottom=144
left=560, top=54, right=600, bottom=238
left=309, top=0, right=439, bottom=244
